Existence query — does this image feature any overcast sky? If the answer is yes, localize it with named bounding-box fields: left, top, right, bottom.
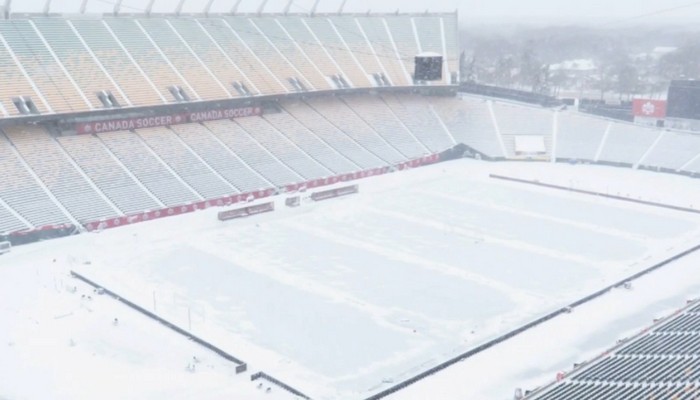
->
left=8, top=0, right=700, bottom=25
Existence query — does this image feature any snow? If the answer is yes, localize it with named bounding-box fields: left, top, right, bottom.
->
left=3, top=159, right=700, bottom=399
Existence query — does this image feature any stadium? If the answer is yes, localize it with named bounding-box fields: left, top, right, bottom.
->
left=2, top=2, right=700, bottom=400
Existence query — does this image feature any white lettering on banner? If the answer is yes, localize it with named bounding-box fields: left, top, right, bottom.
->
left=77, top=106, right=262, bottom=134
left=189, top=106, right=262, bottom=123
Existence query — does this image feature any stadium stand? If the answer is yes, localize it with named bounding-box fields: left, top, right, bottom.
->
left=430, top=95, right=504, bottom=158
left=381, top=92, right=456, bottom=153
left=491, top=102, right=554, bottom=159
left=342, top=94, right=429, bottom=158
left=356, top=16, right=411, bottom=86
left=555, top=112, right=608, bottom=161
left=304, top=96, right=407, bottom=164
left=639, top=130, right=700, bottom=172
left=169, top=122, right=272, bottom=193
left=135, top=127, right=237, bottom=199
left=0, top=131, right=71, bottom=228
left=4, top=126, right=119, bottom=222
left=57, top=134, right=162, bottom=214
left=70, top=19, right=165, bottom=107
left=597, top=122, right=662, bottom=167
left=203, top=119, right=302, bottom=187
left=280, top=100, right=386, bottom=170
left=97, top=130, right=202, bottom=206
left=528, top=301, right=700, bottom=400
left=327, top=16, right=386, bottom=87
left=262, top=111, right=360, bottom=175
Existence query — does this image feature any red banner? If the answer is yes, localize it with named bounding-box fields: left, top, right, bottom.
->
left=632, top=99, right=667, bottom=118
left=76, top=106, right=263, bottom=135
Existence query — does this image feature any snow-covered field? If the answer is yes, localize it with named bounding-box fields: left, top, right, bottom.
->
left=3, top=159, right=700, bottom=400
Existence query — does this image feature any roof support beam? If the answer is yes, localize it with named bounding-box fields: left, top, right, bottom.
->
left=231, top=0, right=243, bottom=15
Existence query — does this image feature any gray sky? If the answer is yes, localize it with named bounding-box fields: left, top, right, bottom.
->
left=9, top=0, right=700, bottom=25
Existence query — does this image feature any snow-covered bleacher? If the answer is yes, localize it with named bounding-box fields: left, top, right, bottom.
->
left=204, top=119, right=302, bottom=187
left=236, top=115, right=331, bottom=179
left=5, top=126, right=118, bottom=223
left=136, top=127, right=237, bottom=200
left=0, top=20, right=88, bottom=114
left=431, top=96, right=504, bottom=157
left=640, top=131, right=700, bottom=171
left=305, top=96, right=407, bottom=164
left=491, top=102, right=553, bottom=159
left=0, top=132, right=70, bottom=228
left=263, top=111, right=359, bottom=175
left=555, top=112, right=608, bottom=161
left=381, top=93, right=455, bottom=152
left=98, top=130, right=201, bottom=206
left=529, top=301, right=700, bottom=400
left=281, top=101, right=386, bottom=169
left=57, top=134, right=162, bottom=215
left=342, top=95, right=428, bottom=158
left=70, top=19, right=165, bottom=107
left=170, top=123, right=271, bottom=193
left=0, top=14, right=458, bottom=115
left=597, top=122, right=662, bottom=167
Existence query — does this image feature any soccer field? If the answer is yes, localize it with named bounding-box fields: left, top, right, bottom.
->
left=5, top=159, right=700, bottom=399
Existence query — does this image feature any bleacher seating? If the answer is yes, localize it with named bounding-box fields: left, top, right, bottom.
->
left=491, top=102, right=553, bottom=158
left=305, top=96, right=407, bottom=164
left=597, top=122, right=661, bottom=166
left=98, top=130, right=201, bottom=206
left=137, top=18, right=231, bottom=101
left=555, top=112, right=609, bottom=161
left=225, top=17, right=302, bottom=93
left=430, top=96, right=504, bottom=157
left=356, top=17, right=410, bottom=86
left=0, top=131, right=70, bottom=228
left=167, top=18, right=255, bottom=97
left=235, top=116, right=331, bottom=179
left=170, top=123, right=271, bottom=193
left=104, top=18, right=195, bottom=103
left=5, top=126, right=118, bottom=223
left=204, top=119, right=302, bottom=187
left=251, top=17, right=330, bottom=91
left=529, top=302, right=700, bottom=400
left=384, top=16, right=420, bottom=83
left=32, top=18, right=128, bottom=109
left=381, top=93, right=455, bottom=152
left=0, top=26, right=50, bottom=116
left=641, top=131, right=700, bottom=171
left=57, top=134, right=162, bottom=215
left=342, top=95, right=428, bottom=158
left=281, top=100, right=386, bottom=169
left=300, top=17, right=371, bottom=88
left=0, top=200, right=28, bottom=234
left=328, top=16, right=385, bottom=87
left=136, top=127, right=237, bottom=199
left=0, top=20, right=88, bottom=113
left=263, top=112, right=359, bottom=174
left=70, top=19, right=164, bottom=107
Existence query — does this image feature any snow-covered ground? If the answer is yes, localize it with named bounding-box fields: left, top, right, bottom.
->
left=3, top=159, right=700, bottom=400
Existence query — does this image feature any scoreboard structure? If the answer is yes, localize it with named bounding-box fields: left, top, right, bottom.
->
left=666, top=80, right=700, bottom=131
